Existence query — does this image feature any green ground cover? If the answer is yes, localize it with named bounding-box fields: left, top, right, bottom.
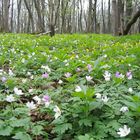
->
left=0, top=34, right=140, bottom=140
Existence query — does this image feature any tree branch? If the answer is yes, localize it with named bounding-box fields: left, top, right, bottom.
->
left=123, top=8, right=140, bottom=35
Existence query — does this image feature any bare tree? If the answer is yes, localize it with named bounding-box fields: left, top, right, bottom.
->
left=117, top=0, right=124, bottom=35
left=125, top=0, right=132, bottom=24
left=17, top=0, right=22, bottom=32
left=101, top=0, right=105, bottom=33
left=34, top=0, right=45, bottom=32
left=3, top=0, right=10, bottom=32
left=107, top=0, right=111, bottom=33
left=60, top=0, right=69, bottom=33
left=87, top=0, right=93, bottom=32
left=24, top=0, right=34, bottom=33
left=93, top=0, right=97, bottom=33
left=112, top=0, right=118, bottom=35
left=123, top=8, right=140, bottom=35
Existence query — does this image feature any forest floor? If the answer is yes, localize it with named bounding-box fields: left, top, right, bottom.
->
left=0, top=34, right=140, bottom=140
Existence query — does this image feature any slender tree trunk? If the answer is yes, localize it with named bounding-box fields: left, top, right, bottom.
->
left=139, top=17, right=140, bottom=33
left=93, top=0, right=97, bottom=33
left=48, top=0, right=55, bottom=35
left=54, top=0, right=61, bottom=26
left=112, top=0, right=118, bottom=35
left=34, top=0, right=45, bottom=32
left=87, top=0, right=93, bottom=32
left=41, top=0, right=45, bottom=29
left=10, top=0, right=14, bottom=32
left=27, top=13, right=30, bottom=33
left=108, top=0, right=111, bottom=33
left=125, top=0, right=132, bottom=34
left=72, top=0, right=76, bottom=33
left=61, top=0, right=69, bottom=33
left=101, top=0, right=105, bottom=33
left=17, top=0, right=22, bottom=33
left=3, top=0, right=10, bottom=32
left=24, top=0, right=34, bottom=33
left=125, top=0, right=132, bottom=24
left=79, top=0, right=83, bottom=32
left=0, top=7, right=2, bottom=31
left=119, top=0, right=124, bottom=35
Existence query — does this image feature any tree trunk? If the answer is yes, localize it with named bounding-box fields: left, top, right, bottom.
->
left=54, top=0, right=61, bottom=26
left=61, top=0, right=69, bottom=33
left=117, top=0, right=122, bottom=34
left=112, top=0, right=118, bottom=35
left=72, top=0, right=76, bottom=33
left=17, top=0, right=22, bottom=33
left=24, top=0, right=34, bottom=33
left=101, top=0, right=105, bottom=33
left=10, top=0, right=14, bottom=32
left=87, top=0, right=93, bottom=32
left=93, top=0, right=97, bottom=33
left=139, top=17, right=140, bottom=33
left=107, top=0, right=111, bottom=33
left=125, top=0, right=132, bottom=24
left=123, top=9, right=140, bottom=35
left=3, top=0, right=10, bottom=32
left=41, top=0, right=45, bottom=29
left=34, top=0, right=45, bottom=32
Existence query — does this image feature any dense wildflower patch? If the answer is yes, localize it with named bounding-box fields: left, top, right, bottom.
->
left=0, top=34, right=140, bottom=139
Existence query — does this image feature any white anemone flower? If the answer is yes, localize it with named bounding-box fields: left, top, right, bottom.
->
left=120, top=106, right=129, bottom=113
left=14, top=87, right=24, bottom=95
left=6, top=94, right=15, bottom=102
left=22, top=79, right=27, bottom=83
left=64, top=72, right=71, bottom=78
left=30, top=75, right=34, bottom=79
left=120, top=74, right=125, bottom=79
left=128, top=88, right=133, bottom=93
left=75, top=86, right=82, bottom=92
left=65, top=63, right=69, bottom=66
left=27, top=72, right=31, bottom=76
left=103, top=71, right=111, bottom=81
left=101, top=95, right=109, bottom=103
left=104, top=54, right=107, bottom=58
left=21, top=58, right=25, bottom=63
left=41, top=65, right=51, bottom=72
left=117, top=125, right=130, bottom=137
left=26, top=101, right=36, bottom=110
left=95, top=93, right=102, bottom=99
left=44, top=102, right=51, bottom=107
left=53, top=105, right=61, bottom=119
left=33, top=96, right=41, bottom=105
left=29, top=89, right=34, bottom=93
left=9, top=69, right=14, bottom=76
left=58, top=80, right=63, bottom=84
left=86, top=76, right=92, bottom=81
left=0, top=69, right=3, bottom=75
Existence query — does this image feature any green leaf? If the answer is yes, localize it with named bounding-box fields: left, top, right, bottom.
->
left=32, top=125, right=44, bottom=135
left=5, top=78, right=17, bottom=89
left=79, top=118, right=92, bottom=127
left=12, top=132, right=32, bottom=140
left=72, top=86, right=94, bottom=101
left=78, top=134, right=93, bottom=140
left=53, top=123, right=72, bottom=134
left=89, top=101, right=102, bottom=111
left=10, top=118, right=30, bottom=127
left=14, top=108, right=29, bottom=116
left=107, top=120, right=120, bottom=130
left=0, top=126, right=13, bottom=136
left=94, top=56, right=104, bottom=69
